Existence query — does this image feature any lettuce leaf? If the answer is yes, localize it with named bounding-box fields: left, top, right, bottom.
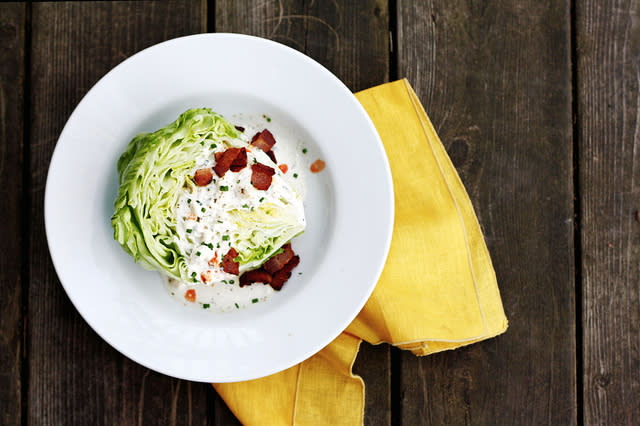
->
left=112, top=108, right=247, bottom=280
left=230, top=201, right=305, bottom=273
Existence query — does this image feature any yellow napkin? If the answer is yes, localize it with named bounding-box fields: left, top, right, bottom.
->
left=213, top=79, right=508, bottom=425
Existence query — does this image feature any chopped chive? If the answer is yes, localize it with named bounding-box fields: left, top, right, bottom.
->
left=217, top=220, right=223, bottom=223
left=187, top=199, right=191, bottom=203
left=252, top=298, right=259, bottom=304
left=195, top=251, right=201, bottom=256
left=293, top=173, right=298, bottom=178
left=236, top=180, right=240, bottom=184
left=191, top=272, right=196, bottom=278
left=202, top=242, right=213, bottom=249
left=235, top=303, right=239, bottom=309
left=259, top=197, right=264, bottom=202
left=302, top=148, right=307, bottom=154
left=242, top=204, right=249, bottom=209
left=200, top=141, right=205, bottom=146
left=220, top=186, right=229, bottom=191
left=250, top=206, right=254, bottom=211
left=216, top=242, right=220, bottom=248
left=222, top=235, right=229, bottom=241
left=203, top=304, right=210, bottom=309
left=222, top=280, right=227, bottom=284
left=266, top=117, right=271, bottom=122
left=186, top=229, right=193, bottom=233
left=229, top=280, right=234, bottom=284
left=210, top=143, right=217, bottom=149
left=253, top=158, right=257, bottom=164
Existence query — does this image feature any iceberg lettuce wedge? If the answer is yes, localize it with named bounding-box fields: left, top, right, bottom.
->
left=112, top=108, right=305, bottom=282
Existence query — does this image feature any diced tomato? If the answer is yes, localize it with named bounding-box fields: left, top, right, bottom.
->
left=201, top=270, right=213, bottom=283
left=278, top=164, right=288, bottom=174
left=184, top=289, right=196, bottom=302
left=310, top=159, right=325, bottom=173
left=208, top=252, right=218, bottom=267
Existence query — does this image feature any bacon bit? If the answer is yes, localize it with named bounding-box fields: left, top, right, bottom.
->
left=235, top=125, right=245, bottom=132
left=222, top=248, right=240, bottom=275
left=239, top=269, right=272, bottom=287
left=310, top=159, right=325, bottom=173
left=184, top=289, right=196, bottom=302
left=213, top=147, right=244, bottom=177
left=266, top=150, right=277, bottom=164
left=229, top=147, right=247, bottom=172
left=250, top=129, right=277, bottom=152
left=208, top=252, right=219, bottom=267
left=214, top=151, right=224, bottom=162
left=278, top=164, right=288, bottom=174
left=263, top=243, right=294, bottom=274
left=251, top=163, right=276, bottom=190
left=201, top=270, right=213, bottom=283
left=270, top=255, right=300, bottom=290
left=238, top=244, right=300, bottom=290
left=194, top=168, right=213, bottom=186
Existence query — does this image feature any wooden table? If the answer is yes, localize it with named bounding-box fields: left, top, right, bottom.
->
left=1, top=1, right=638, bottom=424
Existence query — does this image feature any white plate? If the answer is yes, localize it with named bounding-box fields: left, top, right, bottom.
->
left=45, top=33, right=394, bottom=382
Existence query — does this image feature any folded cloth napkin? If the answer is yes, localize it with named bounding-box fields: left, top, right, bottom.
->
left=213, top=79, right=508, bottom=425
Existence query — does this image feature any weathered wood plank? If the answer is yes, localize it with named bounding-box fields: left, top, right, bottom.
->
left=28, top=2, right=208, bottom=424
left=397, top=1, right=575, bottom=423
left=215, top=0, right=388, bottom=92
left=577, top=1, right=640, bottom=424
left=354, top=343, right=392, bottom=424
left=0, top=3, right=25, bottom=425
left=215, top=1, right=390, bottom=424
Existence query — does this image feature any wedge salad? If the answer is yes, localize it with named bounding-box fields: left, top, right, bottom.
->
left=112, top=108, right=306, bottom=311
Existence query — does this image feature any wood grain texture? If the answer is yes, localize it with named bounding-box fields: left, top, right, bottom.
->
left=397, top=1, right=576, bottom=423
left=215, top=1, right=390, bottom=424
left=577, top=1, right=640, bottom=424
left=28, top=2, right=208, bottom=424
left=0, top=3, right=25, bottom=425
left=215, top=0, right=389, bottom=91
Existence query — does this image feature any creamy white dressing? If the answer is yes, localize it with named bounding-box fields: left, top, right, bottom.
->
left=165, top=276, right=274, bottom=312
left=166, top=114, right=307, bottom=312
left=232, top=113, right=308, bottom=198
